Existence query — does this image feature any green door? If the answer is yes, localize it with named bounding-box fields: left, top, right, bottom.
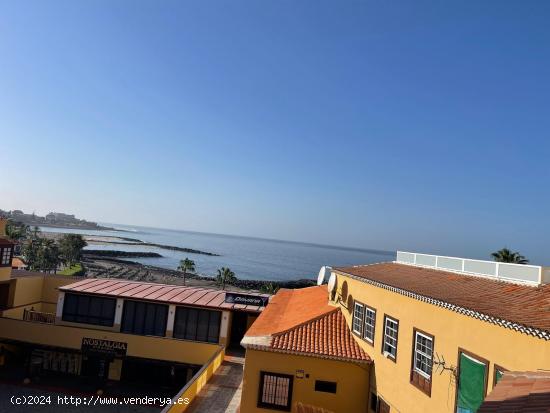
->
left=457, top=353, right=486, bottom=413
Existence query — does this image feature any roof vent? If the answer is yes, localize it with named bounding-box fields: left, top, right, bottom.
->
left=396, top=251, right=547, bottom=286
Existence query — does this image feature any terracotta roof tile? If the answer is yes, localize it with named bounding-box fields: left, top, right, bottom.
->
left=245, top=285, right=333, bottom=337
left=336, top=263, right=550, bottom=335
left=270, top=309, right=370, bottom=363
left=244, top=285, right=370, bottom=363
left=479, top=371, right=550, bottom=412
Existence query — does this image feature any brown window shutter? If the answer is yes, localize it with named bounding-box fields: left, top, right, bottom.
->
left=378, top=399, right=390, bottom=413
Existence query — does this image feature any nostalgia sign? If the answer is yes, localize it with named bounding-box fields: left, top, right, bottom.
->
left=81, top=338, right=128, bottom=357
left=225, top=292, right=269, bottom=307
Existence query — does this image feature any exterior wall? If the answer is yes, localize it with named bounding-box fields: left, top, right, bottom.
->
left=241, top=348, right=370, bottom=413
left=0, top=317, right=221, bottom=366
left=163, top=347, right=225, bottom=413
left=10, top=276, right=43, bottom=308
left=41, top=276, right=81, bottom=308
left=333, top=271, right=550, bottom=413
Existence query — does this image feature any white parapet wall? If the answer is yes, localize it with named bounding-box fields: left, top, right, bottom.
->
left=396, top=251, right=544, bottom=286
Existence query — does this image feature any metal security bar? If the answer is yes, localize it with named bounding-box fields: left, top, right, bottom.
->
left=258, top=371, right=293, bottom=411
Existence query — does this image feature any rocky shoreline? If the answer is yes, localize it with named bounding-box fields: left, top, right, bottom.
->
left=83, top=250, right=163, bottom=258
left=82, top=256, right=316, bottom=292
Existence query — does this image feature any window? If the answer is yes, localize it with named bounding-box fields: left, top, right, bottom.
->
left=382, top=315, right=399, bottom=361
left=493, top=365, right=508, bottom=386
left=173, top=307, right=221, bottom=343
left=314, top=380, right=337, bottom=394
left=258, top=371, right=293, bottom=411
left=1, top=247, right=12, bottom=266
left=363, top=306, right=376, bottom=344
left=411, top=329, right=434, bottom=395
left=378, top=399, right=390, bottom=413
left=413, top=331, right=433, bottom=378
left=352, top=301, right=364, bottom=335
left=370, top=392, right=378, bottom=412
left=121, top=300, right=168, bottom=337
left=62, top=293, right=116, bottom=327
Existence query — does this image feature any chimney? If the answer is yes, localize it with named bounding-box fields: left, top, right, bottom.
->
left=0, top=218, right=6, bottom=237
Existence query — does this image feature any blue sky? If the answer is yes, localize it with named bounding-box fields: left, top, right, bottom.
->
left=0, top=1, right=549, bottom=263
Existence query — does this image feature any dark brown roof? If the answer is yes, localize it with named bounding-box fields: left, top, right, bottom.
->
left=60, top=278, right=269, bottom=313
left=243, top=286, right=370, bottom=363
left=336, top=263, right=550, bottom=337
left=479, top=371, right=550, bottom=412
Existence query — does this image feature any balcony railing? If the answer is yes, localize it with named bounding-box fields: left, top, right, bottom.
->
left=23, top=309, right=56, bottom=324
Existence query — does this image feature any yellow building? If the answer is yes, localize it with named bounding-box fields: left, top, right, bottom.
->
left=0, top=218, right=268, bottom=401
left=241, top=286, right=371, bottom=413
left=241, top=252, right=550, bottom=413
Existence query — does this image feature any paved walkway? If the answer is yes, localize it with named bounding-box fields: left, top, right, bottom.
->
left=186, top=355, right=244, bottom=413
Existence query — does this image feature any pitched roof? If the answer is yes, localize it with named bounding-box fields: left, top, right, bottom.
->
left=60, top=278, right=269, bottom=313
left=243, top=285, right=370, bottom=364
left=11, top=257, right=26, bottom=268
left=270, top=309, right=370, bottom=363
left=245, top=285, right=334, bottom=336
left=479, top=371, right=550, bottom=412
left=336, top=263, right=550, bottom=339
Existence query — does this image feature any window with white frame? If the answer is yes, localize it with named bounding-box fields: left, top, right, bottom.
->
left=1, top=248, right=11, bottom=265
left=382, top=316, right=399, bottom=360
left=363, top=307, right=376, bottom=343
left=413, top=331, right=433, bottom=379
left=352, top=302, right=364, bottom=334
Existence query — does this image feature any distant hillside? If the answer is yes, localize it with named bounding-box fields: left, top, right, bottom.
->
left=0, top=209, right=114, bottom=231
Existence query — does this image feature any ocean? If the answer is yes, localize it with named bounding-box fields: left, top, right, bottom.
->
left=40, top=224, right=395, bottom=282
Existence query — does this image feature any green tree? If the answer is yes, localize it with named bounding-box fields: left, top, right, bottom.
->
left=216, top=267, right=236, bottom=290
left=23, top=237, right=61, bottom=273
left=491, top=248, right=529, bottom=264
left=59, top=234, right=87, bottom=268
left=5, top=221, right=30, bottom=243
left=260, top=282, right=279, bottom=295
left=177, top=258, right=196, bottom=286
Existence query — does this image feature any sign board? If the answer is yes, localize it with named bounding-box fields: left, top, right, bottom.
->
left=224, top=292, right=268, bottom=307
left=81, top=338, right=127, bottom=357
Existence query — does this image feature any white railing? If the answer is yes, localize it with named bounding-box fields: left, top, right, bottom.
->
left=396, top=251, right=545, bottom=286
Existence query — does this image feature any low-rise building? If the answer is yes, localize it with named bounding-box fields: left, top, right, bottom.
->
left=241, top=252, right=550, bottom=413
left=0, top=218, right=269, bottom=403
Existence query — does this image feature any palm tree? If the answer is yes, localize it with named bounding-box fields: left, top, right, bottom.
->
left=491, top=248, right=529, bottom=264
left=216, top=267, right=236, bottom=290
left=177, top=258, right=196, bottom=286
left=260, top=282, right=279, bottom=295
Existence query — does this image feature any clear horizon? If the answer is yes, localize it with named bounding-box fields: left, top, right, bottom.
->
left=1, top=1, right=549, bottom=265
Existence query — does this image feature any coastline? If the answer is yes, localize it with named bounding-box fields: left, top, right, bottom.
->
left=82, top=256, right=315, bottom=292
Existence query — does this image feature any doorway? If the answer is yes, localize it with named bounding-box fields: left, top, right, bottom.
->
left=229, top=311, right=249, bottom=350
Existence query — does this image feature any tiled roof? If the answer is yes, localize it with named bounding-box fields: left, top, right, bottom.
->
left=245, top=285, right=334, bottom=337
left=11, top=257, right=26, bottom=268
left=243, top=285, right=370, bottom=363
left=60, top=278, right=269, bottom=313
left=336, top=263, right=550, bottom=339
left=271, top=309, right=370, bottom=363
left=479, top=371, right=550, bottom=412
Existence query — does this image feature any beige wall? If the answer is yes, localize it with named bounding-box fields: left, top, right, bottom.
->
left=241, top=348, right=370, bottom=413
left=11, top=276, right=44, bottom=308
left=0, top=317, right=221, bottom=366
left=333, top=271, right=550, bottom=413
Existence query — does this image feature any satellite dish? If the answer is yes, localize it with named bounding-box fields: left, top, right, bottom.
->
left=327, top=272, right=337, bottom=293
left=317, top=266, right=332, bottom=285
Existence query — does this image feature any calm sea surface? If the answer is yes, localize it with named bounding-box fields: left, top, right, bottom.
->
left=40, top=224, right=395, bottom=282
